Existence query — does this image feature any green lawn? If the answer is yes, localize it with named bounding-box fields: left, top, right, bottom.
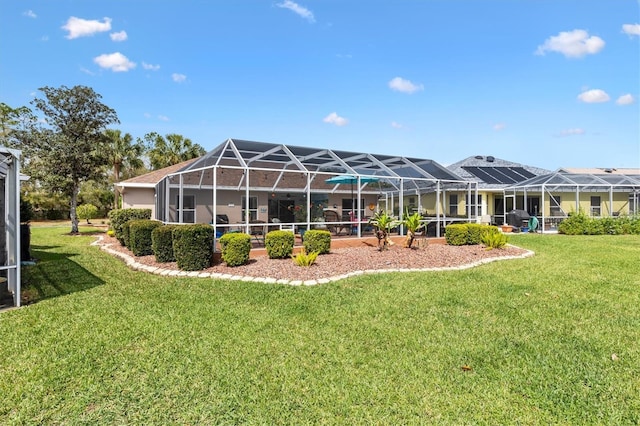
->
left=1, top=227, right=639, bottom=424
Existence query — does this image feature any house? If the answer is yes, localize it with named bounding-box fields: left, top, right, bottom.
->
left=447, top=155, right=551, bottom=225
left=116, top=158, right=199, bottom=219
left=0, top=147, right=22, bottom=307
left=117, top=139, right=474, bottom=238
left=503, top=167, right=640, bottom=231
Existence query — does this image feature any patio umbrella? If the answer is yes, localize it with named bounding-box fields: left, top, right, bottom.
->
left=325, top=175, right=379, bottom=213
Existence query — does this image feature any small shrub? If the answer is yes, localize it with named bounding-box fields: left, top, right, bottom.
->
left=152, top=225, right=178, bottom=263
left=107, top=229, right=115, bottom=237
left=172, top=224, right=215, bottom=271
left=445, top=224, right=468, bottom=246
left=219, top=232, right=252, bottom=267
left=292, top=248, right=319, bottom=267
left=466, top=223, right=485, bottom=245
left=77, top=204, right=99, bottom=224
left=122, top=221, right=133, bottom=248
left=303, top=229, right=331, bottom=255
left=108, top=208, right=152, bottom=246
left=481, top=228, right=508, bottom=249
left=128, top=219, right=162, bottom=256
left=265, top=230, right=295, bottom=259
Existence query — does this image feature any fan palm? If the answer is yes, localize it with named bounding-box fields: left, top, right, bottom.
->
left=145, top=132, right=205, bottom=170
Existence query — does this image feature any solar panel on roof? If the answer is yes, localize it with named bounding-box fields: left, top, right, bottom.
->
left=462, top=166, right=503, bottom=184
left=511, top=167, right=535, bottom=179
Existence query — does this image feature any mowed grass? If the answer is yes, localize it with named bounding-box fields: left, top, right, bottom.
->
left=1, top=227, right=639, bottom=424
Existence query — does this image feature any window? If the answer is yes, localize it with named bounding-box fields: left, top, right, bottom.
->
left=466, top=194, right=482, bottom=216
left=241, top=196, right=258, bottom=221
left=449, top=194, right=458, bottom=216
left=176, top=194, right=195, bottom=223
left=590, top=196, right=601, bottom=217
left=549, top=196, right=561, bottom=216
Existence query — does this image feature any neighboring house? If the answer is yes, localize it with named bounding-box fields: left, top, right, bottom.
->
left=117, top=139, right=472, bottom=237
left=447, top=155, right=551, bottom=225
left=504, top=167, right=640, bottom=231
left=0, top=147, right=22, bottom=307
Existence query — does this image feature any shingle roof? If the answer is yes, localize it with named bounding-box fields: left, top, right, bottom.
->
left=116, top=158, right=200, bottom=187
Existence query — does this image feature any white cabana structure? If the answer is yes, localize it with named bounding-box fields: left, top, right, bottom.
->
left=0, top=147, right=22, bottom=307
left=154, top=139, right=476, bottom=241
left=503, top=168, right=640, bottom=232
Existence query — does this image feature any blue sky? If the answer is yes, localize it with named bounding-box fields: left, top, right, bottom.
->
left=1, top=1, right=639, bottom=170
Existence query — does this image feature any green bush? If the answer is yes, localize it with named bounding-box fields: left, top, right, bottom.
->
left=219, top=233, right=252, bottom=267
left=77, top=204, right=99, bottom=224
left=303, top=229, right=331, bottom=255
left=466, top=223, right=485, bottom=245
left=108, top=208, right=152, bottom=246
left=292, top=248, right=319, bottom=267
left=128, top=219, right=162, bottom=257
left=172, top=224, right=215, bottom=271
left=122, top=221, right=133, bottom=248
left=445, top=224, right=468, bottom=246
left=152, top=225, right=178, bottom=263
left=481, top=227, right=508, bottom=249
left=558, top=210, right=640, bottom=236
left=264, top=230, right=295, bottom=259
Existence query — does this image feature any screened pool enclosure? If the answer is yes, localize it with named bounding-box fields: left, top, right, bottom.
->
left=503, top=169, right=640, bottom=232
left=155, top=139, right=477, bottom=239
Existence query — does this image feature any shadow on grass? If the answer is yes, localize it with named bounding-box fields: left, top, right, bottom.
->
left=21, top=244, right=105, bottom=305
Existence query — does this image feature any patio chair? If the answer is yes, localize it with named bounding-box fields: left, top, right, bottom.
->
left=249, top=221, right=267, bottom=246
left=323, top=210, right=341, bottom=235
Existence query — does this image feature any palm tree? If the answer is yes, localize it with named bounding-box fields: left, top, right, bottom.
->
left=104, top=129, right=145, bottom=181
left=145, top=132, right=205, bottom=170
left=104, top=129, right=146, bottom=207
left=368, top=210, right=401, bottom=251
left=402, top=209, right=425, bottom=248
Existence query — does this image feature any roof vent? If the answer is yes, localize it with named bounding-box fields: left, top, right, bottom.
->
left=474, top=155, right=484, bottom=160
left=486, top=156, right=495, bottom=162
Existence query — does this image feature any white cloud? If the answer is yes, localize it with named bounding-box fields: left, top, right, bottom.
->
left=323, top=112, right=348, bottom=126
left=144, top=113, right=152, bottom=119
left=577, top=89, right=610, bottom=103
left=23, top=10, right=37, bottom=18
left=558, top=128, right=585, bottom=137
left=276, top=1, right=315, bottom=23
left=391, top=121, right=403, bottom=129
left=80, top=67, right=96, bottom=76
left=110, top=30, right=127, bottom=42
left=158, top=115, right=170, bottom=122
left=388, top=77, right=424, bottom=94
left=536, top=29, right=605, bottom=58
left=93, top=52, right=136, bottom=72
left=142, top=62, right=160, bottom=71
left=616, top=94, right=635, bottom=105
left=172, top=73, right=187, bottom=83
left=62, top=16, right=112, bottom=39
left=493, top=123, right=506, bottom=131
left=622, top=23, right=640, bottom=36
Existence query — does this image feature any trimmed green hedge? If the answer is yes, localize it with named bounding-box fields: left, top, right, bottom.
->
left=264, top=230, right=295, bottom=259
left=303, top=229, right=331, bottom=255
left=108, top=208, right=151, bottom=246
left=172, top=225, right=215, bottom=271
left=128, top=220, right=162, bottom=256
left=219, top=233, right=252, bottom=266
left=152, top=225, right=178, bottom=263
left=445, top=224, right=468, bottom=246
left=445, top=223, right=498, bottom=246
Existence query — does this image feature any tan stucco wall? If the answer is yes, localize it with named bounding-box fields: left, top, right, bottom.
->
left=121, top=188, right=156, bottom=218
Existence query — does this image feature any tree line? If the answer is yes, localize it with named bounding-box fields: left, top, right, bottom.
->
left=0, top=85, right=206, bottom=233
